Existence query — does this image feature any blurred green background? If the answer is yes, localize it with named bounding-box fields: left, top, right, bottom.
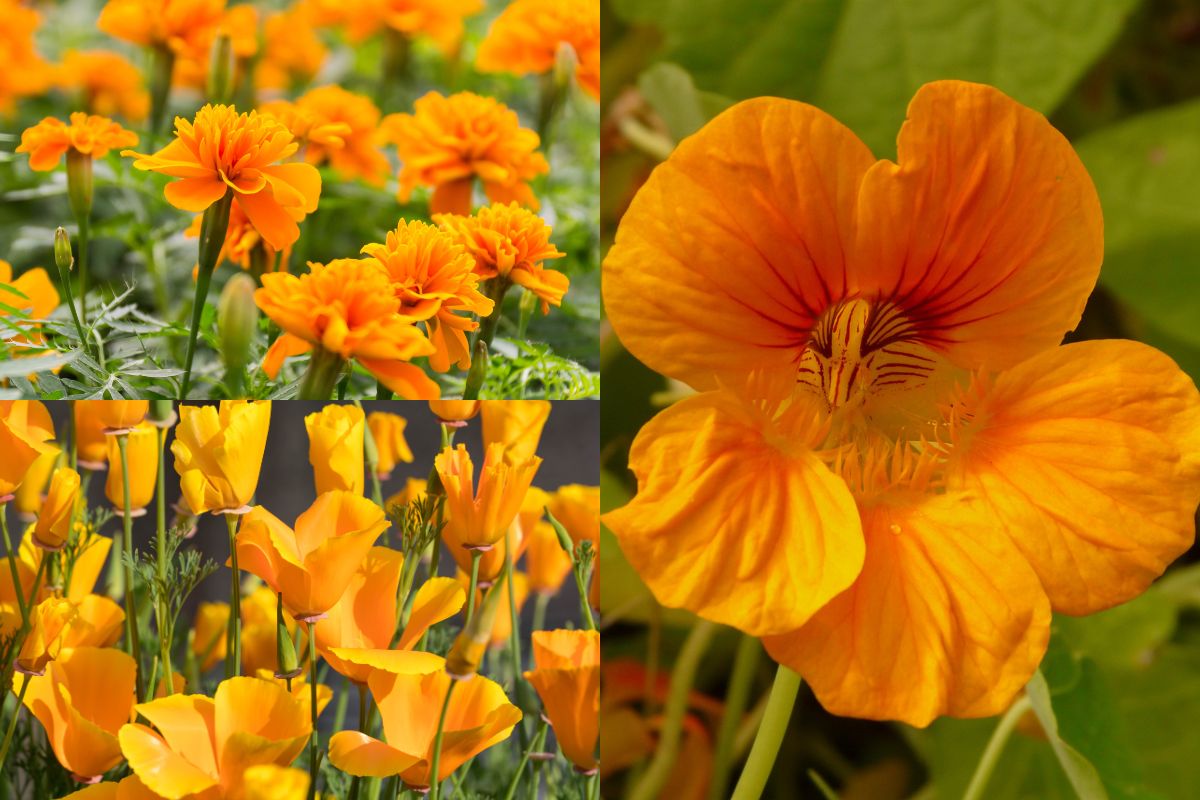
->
left=600, top=1, right=1200, bottom=798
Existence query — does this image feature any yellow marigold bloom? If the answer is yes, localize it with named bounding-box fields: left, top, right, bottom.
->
left=256, top=259, right=440, bottom=400
left=256, top=4, right=327, bottom=91
left=13, top=448, right=56, bottom=520
left=18, top=646, right=137, bottom=781
left=172, top=400, right=271, bottom=514
left=185, top=200, right=291, bottom=274
left=16, top=597, right=75, bottom=675
left=361, top=220, right=494, bottom=372
left=476, top=0, right=600, bottom=100
left=526, top=520, right=571, bottom=596
left=428, top=400, right=480, bottom=422
left=481, top=400, right=552, bottom=465
left=604, top=80, right=1200, bottom=726
left=105, top=422, right=159, bottom=513
left=549, top=484, right=599, bottom=545
left=327, top=652, right=521, bottom=788
left=236, top=490, right=389, bottom=619
left=524, top=629, right=599, bottom=770
left=0, top=0, right=54, bottom=115
left=292, top=85, right=390, bottom=186
left=316, top=547, right=465, bottom=684
left=33, top=466, right=80, bottom=550
left=119, top=676, right=311, bottom=798
left=436, top=443, right=541, bottom=550
left=437, top=203, right=568, bottom=314
left=367, top=412, right=414, bottom=478
left=0, top=260, right=59, bottom=364
left=382, top=92, right=548, bottom=215
left=18, top=113, right=139, bottom=171
left=0, top=400, right=56, bottom=498
left=58, top=50, right=150, bottom=122
left=74, top=401, right=112, bottom=469
left=306, top=403, right=365, bottom=496
left=123, top=105, right=322, bottom=251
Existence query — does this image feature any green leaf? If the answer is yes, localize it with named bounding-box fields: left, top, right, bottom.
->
left=0, top=350, right=80, bottom=379
left=637, top=63, right=714, bottom=141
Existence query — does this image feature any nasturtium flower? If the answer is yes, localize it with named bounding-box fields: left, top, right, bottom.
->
left=235, top=490, right=389, bottom=620
left=549, top=484, right=599, bottom=545
left=58, top=50, right=150, bottom=122
left=105, top=422, right=159, bottom=514
left=361, top=219, right=494, bottom=372
left=524, top=629, right=599, bottom=771
left=476, top=0, right=600, bottom=100
left=255, top=3, right=328, bottom=90
left=526, top=520, right=572, bottom=596
left=119, top=676, right=311, bottom=798
left=428, top=400, right=480, bottom=422
left=603, top=80, right=1200, bottom=726
left=293, top=85, right=390, bottom=186
left=327, top=652, right=521, bottom=789
left=0, top=400, right=56, bottom=498
left=256, top=258, right=441, bottom=399
left=123, top=105, right=322, bottom=251
left=14, top=448, right=57, bottom=520
left=382, top=92, right=549, bottom=215
left=436, top=203, right=568, bottom=314
left=33, top=466, right=80, bottom=550
left=98, top=0, right=226, bottom=64
left=19, top=646, right=137, bottom=781
left=0, top=260, right=59, bottom=362
left=367, top=412, right=414, bottom=479
left=306, top=403, right=366, bottom=496
left=316, top=546, right=465, bottom=684
left=436, top=443, right=541, bottom=550
left=0, top=0, right=54, bottom=115
left=89, top=400, right=149, bottom=431
left=172, top=400, right=271, bottom=515
left=75, top=401, right=113, bottom=468
left=481, top=400, right=552, bottom=465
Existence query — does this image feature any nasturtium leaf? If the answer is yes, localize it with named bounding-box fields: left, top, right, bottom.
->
left=1114, top=647, right=1200, bottom=799
left=1053, top=588, right=1177, bottom=671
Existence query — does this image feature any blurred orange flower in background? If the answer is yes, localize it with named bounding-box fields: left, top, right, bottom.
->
left=0, top=0, right=55, bottom=114
left=383, top=91, right=548, bottom=215
left=524, top=629, right=599, bottom=770
left=58, top=50, right=150, bottom=122
left=98, top=0, right=225, bottom=64
left=294, top=85, right=390, bottom=186
left=18, top=113, right=139, bottom=171
left=548, top=484, right=599, bottom=545
left=367, top=411, right=414, bottom=478
left=477, top=0, right=601, bottom=99
left=0, top=400, right=56, bottom=497
left=260, top=97, right=352, bottom=155
left=256, top=3, right=327, bottom=91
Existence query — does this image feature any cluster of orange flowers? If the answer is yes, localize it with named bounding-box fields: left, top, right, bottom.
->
left=0, top=398, right=599, bottom=797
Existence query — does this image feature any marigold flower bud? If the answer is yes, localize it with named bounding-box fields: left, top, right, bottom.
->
left=54, top=227, right=72, bottom=273
left=218, top=272, right=258, bottom=374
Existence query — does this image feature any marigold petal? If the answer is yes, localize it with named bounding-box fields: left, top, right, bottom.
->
left=263, top=163, right=322, bottom=213
left=237, top=190, right=300, bottom=251
left=261, top=333, right=313, bottom=378
left=163, top=177, right=228, bottom=212
left=359, top=358, right=441, bottom=400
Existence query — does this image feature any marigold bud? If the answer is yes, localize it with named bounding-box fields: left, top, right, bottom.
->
left=219, top=272, right=258, bottom=374
left=54, top=227, right=73, bottom=273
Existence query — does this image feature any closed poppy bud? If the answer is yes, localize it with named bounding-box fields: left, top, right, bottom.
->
left=16, top=597, right=76, bottom=674
left=428, top=400, right=481, bottom=422
left=105, top=422, right=158, bottom=514
left=305, top=404, right=365, bottom=496
left=527, top=520, right=572, bottom=596
left=367, top=412, right=414, bottom=479
left=33, top=466, right=80, bottom=549
left=0, top=400, right=57, bottom=498
left=54, top=227, right=73, bottom=272
left=548, top=484, right=600, bottom=545
left=447, top=571, right=512, bottom=679
left=219, top=272, right=259, bottom=374
left=480, top=400, right=551, bottom=464
left=524, top=629, right=599, bottom=771
left=173, top=400, right=271, bottom=514
left=436, top=443, right=541, bottom=549
left=74, top=401, right=110, bottom=469
left=89, top=400, right=149, bottom=431
left=13, top=448, right=57, bottom=520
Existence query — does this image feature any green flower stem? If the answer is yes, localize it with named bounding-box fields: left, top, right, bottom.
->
left=348, top=683, right=369, bottom=800
left=962, top=694, right=1033, bottom=800
left=51, top=240, right=88, bottom=353
left=117, top=434, right=144, bottom=701
left=297, top=346, right=345, bottom=400
left=505, top=525, right=530, bottom=748
left=465, top=549, right=483, bottom=625
left=0, top=675, right=31, bottom=773
left=154, top=424, right=174, bottom=693
left=149, top=45, right=176, bottom=143
left=729, top=665, right=803, bottom=800
left=627, top=620, right=719, bottom=800
left=1, top=506, right=29, bottom=627
left=502, top=717, right=547, bottom=800
left=476, top=278, right=509, bottom=350
left=76, top=214, right=90, bottom=322
left=572, top=556, right=595, bottom=631
left=182, top=192, right=233, bottom=398
left=531, top=591, right=549, bottom=633
left=307, top=620, right=320, bottom=800
left=461, top=340, right=489, bottom=401
left=428, top=680, right=458, bottom=800
left=707, top=635, right=763, bottom=800
left=225, top=513, right=242, bottom=678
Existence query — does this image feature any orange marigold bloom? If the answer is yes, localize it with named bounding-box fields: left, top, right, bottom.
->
left=0, top=0, right=54, bottom=115
left=256, top=4, right=327, bottom=91
left=256, top=258, right=441, bottom=399
left=124, top=104, right=321, bottom=250
left=382, top=92, right=548, bottom=215
left=17, top=113, right=139, bottom=171
left=361, top=219, right=494, bottom=373
left=524, top=629, right=599, bottom=770
left=309, top=0, right=481, bottom=49
left=58, top=50, right=150, bottom=122
left=98, top=0, right=226, bottom=63
left=260, top=98, right=352, bottom=154
left=603, top=80, right=1200, bottom=726
left=437, top=203, right=568, bottom=314
left=477, top=0, right=600, bottom=100
left=172, top=4, right=260, bottom=89
left=292, top=85, right=390, bottom=186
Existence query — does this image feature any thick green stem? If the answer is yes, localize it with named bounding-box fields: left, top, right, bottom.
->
left=297, top=346, right=345, bottom=400
left=962, top=694, right=1033, bottom=800
left=707, top=635, right=763, bottom=800
left=117, top=434, right=143, bottom=701
left=428, top=681, right=457, bottom=800
left=531, top=592, right=549, bottom=634
left=0, top=676, right=31, bottom=772
left=225, top=513, right=242, bottom=678
left=627, top=620, right=719, bottom=800
left=476, top=279, right=509, bottom=350
left=149, top=46, right=176, bottom=143
left=729, top=665, right=803, bottom=800
left=182, top=192, right=233, bottom=398
left=572, top=557, right=596, bottom=631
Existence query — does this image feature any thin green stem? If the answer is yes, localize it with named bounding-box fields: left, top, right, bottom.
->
left=117, top=434, right=143, bottom=701
left=502, top=719, right=548, bottom=800
left=225, top=513, right=242, bottom=678
left=155, top=425, right=174, bottom=694
left=428, top=681, right=457, bottom=800
left=465, top=549, right=482, bottom=625
left=2, top=507, right=29, bottom=626
left=307, top=620, right=320, bottom=800
left=729, top=665, right=803, bottom=800
left=627, top=620, right=719, bottom=800
left=531, top=592, right=549, bottom=634
left=348, top=682, right=369, bottom=800
left=76, top=214, right=90, bottom=321
left=0, top=676, right=31, bottom=772
left=504, top=525, right=529, bottom=748
left=707, top=635, right=763, bottom=800
left=52, top=239, right=88, bottom=352
left=962, top=694, right=1033, bottom=800
left=572, top=557, right=595, bottom=631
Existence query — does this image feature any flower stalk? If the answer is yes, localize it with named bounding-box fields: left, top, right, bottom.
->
left=428, top=680, right=458, bottom=800
left=297, top=346, right=345, bottom=400
left=117, top=432, right=144, bottom=701
left=0, top=676, right=31, bottom=772
left=182, top=191, right=233, bottom=398
left=225, top=512, right=242, bottom=678
left=729, top=665, right=802, bottom=800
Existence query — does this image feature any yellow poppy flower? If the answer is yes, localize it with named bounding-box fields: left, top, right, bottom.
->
left=436, top=443, right=541, bottom=551
left=548, top=484, right=599, bottom=545
left=458, top=569, right=528, bottom=647
left=172, top=400, right=271, bottom=514
left=192, top=587, right=297, bottom=675
left=0, top=529, right=113, bottom=617
left=88, top=400, right=149, bottom=431
left=384, top=477, right=428, bottom=513
left=15, top=597, right=75, bottom=675
left=305, top=403, right=365, bottom=496
left=105, top=422, right=158, bottom=514
left=243, top=764, right=311, bottom=800
left=367, top=412, right=414, bottom=479
left=0, top=401, right=56, bottom=498
left=74, top=401, right=112, bottom=468
left=480, top=400, right=551, bottom=465
left=13, top=448, right=57, bottom=520
left=526, top=520, right=571, bottom=596
left=61, top=593, right=126, bottom=650
left=32, top=466, right=79, bottom=549
left=427, top=400, right=480, bottom=422
left=254, top=669, right=334, bottom=719
left=603, top=80, right=1200, bottom=725
left=59, top=774, right=161, bottom=799
left=524, top=629, right=599, bottom=770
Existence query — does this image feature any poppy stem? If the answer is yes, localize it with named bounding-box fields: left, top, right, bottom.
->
left=117, top=433, right=144, bottom=702
left=962, top=693, right=1033, bottom=800
left=465, top=549, right=483, bottom=624
left=728, top=665, right=802, bottom=800
left=707, top=635, right=763, bottom=800
left=225, top=513, right=242, bottom=678
left=307, top=619, right=320, bottom=800
left=504, top=524, right=530, bottom=748
left=1, top=506, right=30, bottom=627
left=182, top=192, right=233, bottom=398
left=531, top=592, right=548, bottom=633
left=154, top=423, right=175, bottom=694
left=0, top=675, right=31, bottom=772
left=428, top=680, right=457, bottom=800
left=502, top=717, right=548, bottom=800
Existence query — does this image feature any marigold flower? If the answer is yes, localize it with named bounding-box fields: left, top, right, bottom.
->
left=123, top=105, right=322, bottom=251
left=292, top=85, right=390, bottom=186
left=603, top=80, right=1200, bottom=726
left=58, top=50, right=150, bottom=122
left=476, top=0, right=600, bottom=100
left=327, top=652, right=521, bottom=788
left=361, top=220, right=494, bottom=372
left=235, top=490, right=389, bottom=619
left=306, top=403, right=365, bottom=496
left=119, top=676, right=311, bottom=797
left=481, top=400, right=552, bottom=465
left=367, top=412, right=414, bottom=479
left=383, top=92, right=548, bottom=215
left=526, top=520, right=572, bottom=596
left=98, top=0, right=225, bottom=60
left=437, top=203, right=568, bottom=313
left=256, top=259, right=440, bottom=399
left=427, top=400, right=480, bottom=422
left=256, top=4, right=327, bottom=91
left=376, top=0, right=482, bottom=49
left=0, top=260, right=59, bottom=363
left=105, top=422, right=159, bottom=513
left=173, top=4, right=260, bottom=89
left=33, top=466, right=80, bottom=550
left=316, top=547, right=465, bottom=684
left=18, top=113, right=139, bottom=172
left=0, top=0, right=54, bottom=114
left=436, top=443, right=541, bottom=551
left=549, top=484, right=599, bottom=545
left=18, top=646, right=137, bottom=781
left=0, top=400, right=56, bottom=497
left=172, top=400, right=271, bottom=514
left=524, top=629, right=599, bottom=770
left=74, top=401, right=112, bottom=468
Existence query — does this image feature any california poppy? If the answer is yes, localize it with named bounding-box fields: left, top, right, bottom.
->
left=74, top=401, right=112, bottom=469
left=172, top=400, right=271, bottom=514
left=480, top=400, right=551, bottom=465
left=436, top=443, right=541, bottom=550
left=524, top=629, right=599, bottom=771
left=105, top=422, right=158, bottom=514
left=367, top=412, right=414, bottom=479
left=0, top=400, right=56, bottom=498
left=88, top=400, right=148, bottom=431
left=33, top=466, right=80, bottom=549
left=306, top=403, right=366, bottom=496
left=0, top=260, right=59, bottom=365
left=427, top=401, right=480, bottom=422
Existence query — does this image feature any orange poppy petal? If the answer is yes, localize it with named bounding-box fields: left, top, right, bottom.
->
left=602, top=391, right=864, bottom=636
left=398, top=577, right=466, bottom=650
left=119, top=723, right=221, bottom=797
left=131, top=694, right=218, bottom=779
left=854, top=81, right=1103, bottom=370
left=328, top=731, right=422, bottom=778
left=163, top=177, right=229, bottom=212
left=763, top=493, right=1051, bottom=727
left=603, top=97, right=875, bottom=390
left=948, top=339, right=1200, bottom=615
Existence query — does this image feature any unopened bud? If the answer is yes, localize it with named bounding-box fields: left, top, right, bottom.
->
left=54, top=227, right=73, bottom=272
left=446, top=562, right=510, bottom=679
left=545, top=507, right=576, bottom=560
left=218, top=272, right=258, bottom=373
left=275, top=593, right=300, bottom=677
